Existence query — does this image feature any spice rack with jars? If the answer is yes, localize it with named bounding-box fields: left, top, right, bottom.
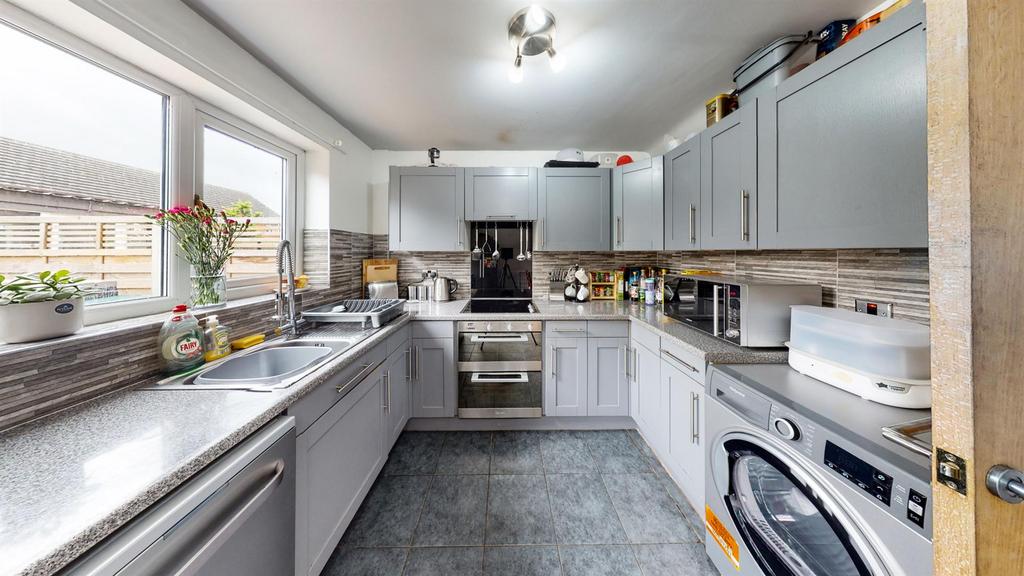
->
left=589, top=270, right=617, bottom=300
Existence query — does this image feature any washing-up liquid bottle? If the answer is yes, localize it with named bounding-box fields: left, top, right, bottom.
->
left=203, top=315, right=231, bottom=362
left=158, top=304, right=205, bottom=373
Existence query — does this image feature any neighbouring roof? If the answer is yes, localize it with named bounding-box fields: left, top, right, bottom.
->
left=0, top=137, right=278, bottom=216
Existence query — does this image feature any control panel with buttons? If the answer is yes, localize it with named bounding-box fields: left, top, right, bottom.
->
left=907, top=489, right=927, bottom=527
left=824, top=441, right=893, bottom=506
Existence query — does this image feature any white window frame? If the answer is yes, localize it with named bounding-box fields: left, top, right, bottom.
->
left=0, top=5, right=306, bottom=325
left=193, top=109, right=303, bottom=300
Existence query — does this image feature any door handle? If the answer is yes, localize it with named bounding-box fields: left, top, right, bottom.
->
left=740, top=190, right=749, bottom=242
left=406, top=347, right=412, bottom=381
left=688, top=204, right=696, bottom=244
left=691, top=392, right=700, bottom=444
left=457, top=218, right=465, bottom=248
left=617, top=217, right=623, bottom=246
left=337, top=362, right=377, bottom=393
left=661, top=350, right=699, bottom=373
left=485, top=215, right=516, bottom=219
left=551, top=348, right=558, bottom=377
left=383, top=372, right=391, bottom=413
left=712, top=284, right=722, bottom=337
left=539, top=218, right=545, bottom=249
left=987, top=465, right=1024, bottom=503
left=624, top=345, right=630, bottom=380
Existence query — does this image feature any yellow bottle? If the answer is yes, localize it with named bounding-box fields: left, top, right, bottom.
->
left=203, top=315, right=231, bottom=362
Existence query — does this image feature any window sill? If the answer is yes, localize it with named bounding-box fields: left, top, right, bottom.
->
left=0, top=290, right=316, bottom=358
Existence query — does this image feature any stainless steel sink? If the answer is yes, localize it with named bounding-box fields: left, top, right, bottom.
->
left=193, top=345, right=333, bottom=386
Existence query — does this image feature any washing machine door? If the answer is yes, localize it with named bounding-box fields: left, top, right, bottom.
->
left=724, top=440, right=873, bottom=576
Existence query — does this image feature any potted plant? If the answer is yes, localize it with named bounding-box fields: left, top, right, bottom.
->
left=0, top=270, right=91, bottom=343
left=148, top=200, right=251, bottom=309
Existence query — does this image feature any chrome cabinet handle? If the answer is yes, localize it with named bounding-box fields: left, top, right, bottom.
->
left=688, top=204, right=696, bottom=244
left=414, top=345, right=421, bottom=381
left=406, top=347, right=412, bottom=381
left=661, top=349, right=698, bottom=373
left=624, top=345, right=630, bottom=380
left=485, top=215, right=516, bottom=219
left=172, top=460, right=285, bottom=576
left=550, top=348, right=557, bottom=378
left=539, top=218, right=545, bottom=249
left=691, top=392, right=700, bottom=444
left=740, top=190, right=749, bottom=242
left=383, top=372, right=391, bottom=412
left=552, top=328, right=586, bottom=333
left=712, top=284, right=722, bottom=337
left=616, top=217, right=623, bottom=246
left=457, top=218, right=465, bottom=248
left=337, top=362, right=377, bottom=393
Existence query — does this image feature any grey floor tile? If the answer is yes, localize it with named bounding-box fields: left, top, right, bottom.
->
left=558, top=545, right=642, bottom=576
left=490, top=431, right=544, bottom=474
left=546, top=473, right=628, bottom=544
left=540, top=431, right=597, bottom=473
left=404, top=547, right=484, bottom=576
left=320, top=546, right=408, bottom=576
left=633, top=543, right=720, bottom=576
left=486, top=474, right=555, bottom=544
left=582, top=430, right=653, bottom=473
left=384, top=432, right=445, bottom=475
left=414, top=475, right=488, bottom=546
left=344, top=475, right=432, bottom=547
left=602, top=474, right=693, bottom=544
left=626, top=429, right=656, bottom=459
left=436, top=432, right=492, bottom=474
left=483, top=546, right=561, bottom=576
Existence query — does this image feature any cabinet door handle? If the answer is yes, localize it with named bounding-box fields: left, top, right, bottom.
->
left=712, top=284, right=722, bottom=337
left=552, top=328, right=586, bottom=333
left=485, top=215, right=516, bottom=219
left=539, top=218, right=545, bottom=249
left=616, top=217, right=623, bottom=246
left=383, top=372, right=391, bottom=413
left=337, top=362, right=377, bottom=393
left=688, top=204, right=696, bottom=244
left=740, top=190, right=749, bottom=242
left=691, top=392, right=701, bottom=444
left=406, top=347, right=412, bottom=381
left=661, top=349, right=698, bottom=373
left=457, top=218, right=465, bottom=248
left=624, top=345, right=630, bottom=380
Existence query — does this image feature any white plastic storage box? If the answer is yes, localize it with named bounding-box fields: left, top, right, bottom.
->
left=787, top=305, right=931, bottom=408
left=733, top=34, right=816, bottom=106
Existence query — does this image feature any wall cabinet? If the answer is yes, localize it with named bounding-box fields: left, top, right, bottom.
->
left=613, top=157, right=664, bottom=251
left=663, top=356, right=705, bottom=511
left=664, top=136, right=701, bottom=250
left=544, top=336, right=589, bottom=416
left=295, top=362, right=384, bottom=576
left=466, top=167, right=537, bottom=221
left=411, top=337, right=456, bottom=417
left=757, top=3, right=926, bottom=249
left=586, top=337, right=629, bottom=416
left=537, top=168, right=611, bottom=251
left=382, top=342, right=411, bottom=453
left=701, top=103, right=757, bottom=250
left=388, top=166, right=466, bottom=251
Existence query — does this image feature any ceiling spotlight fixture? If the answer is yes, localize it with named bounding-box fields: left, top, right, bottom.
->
left=508, top=5, right=566, bottom=82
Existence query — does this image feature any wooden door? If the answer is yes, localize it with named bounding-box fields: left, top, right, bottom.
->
left=664, top=135, right=701, bottom=250
left=700, top=104, right=757, bottom=250
left=537, top=168, right=611, bottom=251
left=929, top=1, right=1024, bottom=574
left=544, top=336, right=588, bottom=416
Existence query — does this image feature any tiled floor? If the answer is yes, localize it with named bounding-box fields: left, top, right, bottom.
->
left=321, top=429, right=719, bottom=576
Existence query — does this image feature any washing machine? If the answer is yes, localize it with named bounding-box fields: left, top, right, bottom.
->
left=704, top=364, right=932, bottom=576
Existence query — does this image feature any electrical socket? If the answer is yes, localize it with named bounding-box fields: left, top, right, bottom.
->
left=855, top=299, right=894, bottom=318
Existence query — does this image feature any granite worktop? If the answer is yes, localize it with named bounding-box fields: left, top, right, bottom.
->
left=0, top=314, right=412, bottom=576
left=407, top=298, right=788, bottom=364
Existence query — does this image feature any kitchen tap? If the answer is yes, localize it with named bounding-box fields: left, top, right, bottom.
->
left=274, top=239, right=300, bottom=336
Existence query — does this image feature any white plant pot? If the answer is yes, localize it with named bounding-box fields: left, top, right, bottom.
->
left=0, top=297, right=85, bottom=343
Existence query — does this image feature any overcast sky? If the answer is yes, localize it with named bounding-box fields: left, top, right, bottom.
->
left=0, top=22, right=282, bottom=212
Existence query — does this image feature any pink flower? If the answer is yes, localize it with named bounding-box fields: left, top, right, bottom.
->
left=153, top=212, right=164, bottom=219
left=203, top=217, right=212, bottom=225
left=227, top=219, right=237, bottom=225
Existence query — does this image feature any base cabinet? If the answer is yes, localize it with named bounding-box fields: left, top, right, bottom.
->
left=544, top=336, right=589, bottom=416
left=587, top=337, right=629, bottom=416
left=383, top=343, right=411, bottom=453
left=295, top=366, right=385, bottom=576
left=411, top=337, right=456, bottom=417
left=632, top=341, right=666, bottom=455
left=663, top=359, right=705, bottom=511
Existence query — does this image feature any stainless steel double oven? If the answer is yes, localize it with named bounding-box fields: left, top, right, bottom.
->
left=457, top=320, right=542, bottom=418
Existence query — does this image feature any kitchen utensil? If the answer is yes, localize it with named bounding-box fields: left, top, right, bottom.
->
left=472, top=222, right=482, bottom=254
left=433, top=276, right=459, bottom=302
left=526, top=222, right=532, bottom=260
left=492, top=222, right=500, bottom=259
left=517, top=223, right=527, bottom=261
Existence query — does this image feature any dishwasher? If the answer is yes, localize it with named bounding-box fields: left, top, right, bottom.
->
left=62, top=416, right=296, bottom=576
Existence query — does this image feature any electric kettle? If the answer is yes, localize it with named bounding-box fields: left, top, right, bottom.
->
left=433, top=276, right=459, bottom=301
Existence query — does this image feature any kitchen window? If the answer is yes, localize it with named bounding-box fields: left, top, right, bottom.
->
left=0, top=20, right=170, bottom=311
left=194, top=112, right=299, bottom=295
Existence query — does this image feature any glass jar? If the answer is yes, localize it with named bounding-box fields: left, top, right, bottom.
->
left=190, top=274, right=226, bottom=309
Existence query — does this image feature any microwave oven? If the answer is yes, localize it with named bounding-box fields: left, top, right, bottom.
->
left=664, top=274, right=821, bottom=347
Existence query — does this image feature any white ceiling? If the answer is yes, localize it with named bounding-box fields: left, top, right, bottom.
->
left=184, top=0, right=875, bottom=151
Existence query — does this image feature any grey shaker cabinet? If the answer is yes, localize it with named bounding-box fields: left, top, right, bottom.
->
left=701, top=102, right=758, bottom=250
left=382, top=342, right=411, bottom=454
left=295, top=362, right=385, bottom=576
left=544, top=336, right=588, bottom=416
left=632, top=338, right=666, bottom=455
left=411, top=337, right=457, bottom=417
left=613, top=157, right=664, bottom=251
left=757, top=2, right=927, bottom=249
left=537, top=168, right=611, bottom=251
left=664, top=135, right=702, bottom=250
left=586, top=337, right=629, bottom=416
left=388, top=166, right=466, bottom=251
left=466, top=167, right=537, bottom=221
left=663, top=356, right=705, bottom=511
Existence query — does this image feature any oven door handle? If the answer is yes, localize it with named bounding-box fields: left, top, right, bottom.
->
left=469, top=334, right=529, bottom=342
left=470, top=372, right=529, bottom=383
